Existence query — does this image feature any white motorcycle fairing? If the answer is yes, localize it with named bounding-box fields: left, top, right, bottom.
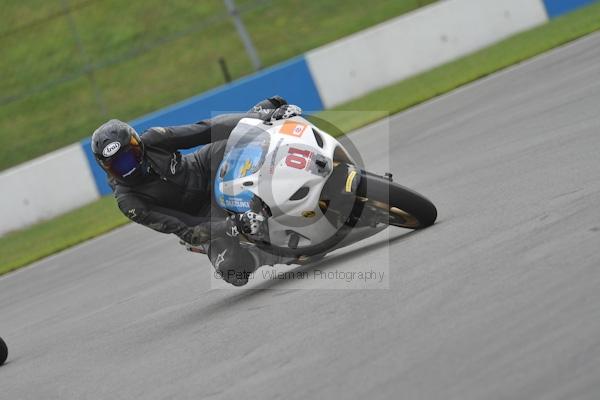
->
left=214, top=116, right=357, bottom=251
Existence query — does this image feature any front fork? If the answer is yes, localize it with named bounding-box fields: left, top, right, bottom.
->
left=346, top=167, right=395, bottom=228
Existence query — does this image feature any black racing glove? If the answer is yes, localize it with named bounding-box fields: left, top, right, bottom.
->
left=226, top=211, right=266, bottom=237
left=270, top=104, right=302, bottom=121
left=249, top=95, right=288, bottom=114
left=238, top=211, right=265, bottom=235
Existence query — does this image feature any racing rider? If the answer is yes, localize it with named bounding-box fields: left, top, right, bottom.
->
left=90, top=96, right=301, bottom=286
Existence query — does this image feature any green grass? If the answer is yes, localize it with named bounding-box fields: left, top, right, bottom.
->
left=0, top=0, right=434, bottom=171
left=2, top=1, right=600, bottom=276
left=0, top=196, right=128, bottom=276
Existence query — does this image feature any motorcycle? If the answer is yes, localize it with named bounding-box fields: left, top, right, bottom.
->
left=207, top=115, right=437, bottom=269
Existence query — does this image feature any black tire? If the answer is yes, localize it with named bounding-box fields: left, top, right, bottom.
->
left=358, top=171, right=437, bottom=229
left=0, top=336, right=7, bottom=365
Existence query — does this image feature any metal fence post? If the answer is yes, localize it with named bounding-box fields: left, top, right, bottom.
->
left=223, top=0, right=262, bottom=71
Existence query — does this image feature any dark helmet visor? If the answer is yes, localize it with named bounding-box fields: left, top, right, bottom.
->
left=101, top=136, right=144, bottom=178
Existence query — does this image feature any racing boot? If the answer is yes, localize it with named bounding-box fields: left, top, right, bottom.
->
left=209, top=237, right=258, bottom=287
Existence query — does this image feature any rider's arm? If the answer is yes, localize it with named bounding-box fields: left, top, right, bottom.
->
left=116, top=193, right=230, bottom=244
left=141, top=96, right=288, bottom=152
left=141, top=113, right=246, bottom=153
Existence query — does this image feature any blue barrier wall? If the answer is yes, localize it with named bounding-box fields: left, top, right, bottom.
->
left=81, top=141, right=113, bottom=196
left=543, top=0, right=598, bottom=18
left=81, top=55, right=323, bottom=196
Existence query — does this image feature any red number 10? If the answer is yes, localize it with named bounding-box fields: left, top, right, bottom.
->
left=285, top=147, right=311, bottom=170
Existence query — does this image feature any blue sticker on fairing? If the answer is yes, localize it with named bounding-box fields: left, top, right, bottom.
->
left=214, top=143, right=266, bottom=213
left=221, top=193, right=254, bottom=213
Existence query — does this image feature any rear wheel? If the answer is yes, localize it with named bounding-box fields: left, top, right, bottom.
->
left=357, top=172, right=437, bottom=229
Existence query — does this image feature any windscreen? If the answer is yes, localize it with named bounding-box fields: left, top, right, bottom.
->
left=214, top=121, right=271, bottom=213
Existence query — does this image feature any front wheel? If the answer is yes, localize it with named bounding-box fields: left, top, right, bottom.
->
left=356, top=171, right=437, bottom=229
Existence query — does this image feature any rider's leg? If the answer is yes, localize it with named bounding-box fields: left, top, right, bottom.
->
left=208, top=236, right=259, bottom=286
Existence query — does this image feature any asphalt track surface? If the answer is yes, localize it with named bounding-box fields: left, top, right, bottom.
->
left=2, top=33, right=600, bottom=399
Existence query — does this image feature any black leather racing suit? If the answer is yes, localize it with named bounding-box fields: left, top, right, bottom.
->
left=112, top=98, right=285, bottom=249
